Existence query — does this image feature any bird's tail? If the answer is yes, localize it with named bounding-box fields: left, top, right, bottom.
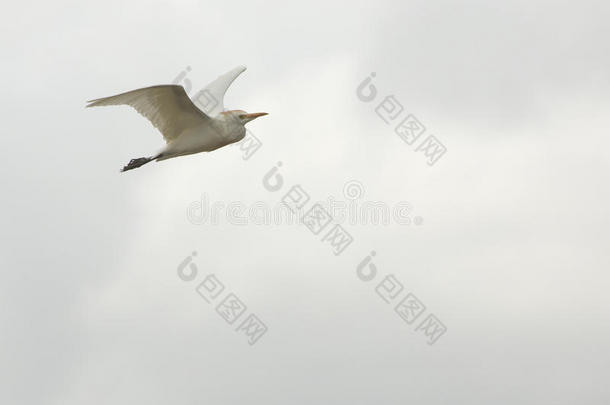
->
left=121, top=156, right=157, bottom=172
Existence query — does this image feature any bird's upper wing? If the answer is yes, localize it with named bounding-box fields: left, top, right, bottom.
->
left=86, top=85, right=211, bottom=143
left=191, top=66, right=247, bottom=117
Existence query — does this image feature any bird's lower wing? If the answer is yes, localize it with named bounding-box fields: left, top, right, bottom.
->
left=87, top=85, right=211, bottom=143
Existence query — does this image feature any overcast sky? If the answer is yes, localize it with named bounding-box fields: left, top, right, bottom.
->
left=1, top=0, right=609, bottom=404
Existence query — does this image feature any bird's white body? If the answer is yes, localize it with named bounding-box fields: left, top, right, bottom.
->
left=158, top=112, right=246, bottom=160
left=87, top=66, right=267, bottom=171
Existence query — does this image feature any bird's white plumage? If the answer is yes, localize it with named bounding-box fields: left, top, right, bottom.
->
left=87, top=66, right=266, bottom=172
left=192, top=65, right=247, bottom=117
left=86, top=85, right=211, bottom=143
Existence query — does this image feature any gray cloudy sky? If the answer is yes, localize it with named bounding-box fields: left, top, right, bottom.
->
left=1, top=0, right=609, bottom=404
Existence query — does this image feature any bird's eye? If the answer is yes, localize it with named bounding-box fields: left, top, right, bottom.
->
left=238, top=114, right=247, bottom=119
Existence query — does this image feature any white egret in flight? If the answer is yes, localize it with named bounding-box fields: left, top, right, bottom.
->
left=87, top=66, right=267, bottom=172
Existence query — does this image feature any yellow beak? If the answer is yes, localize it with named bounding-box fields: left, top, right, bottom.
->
left=243, top=112, right=268, bottom=120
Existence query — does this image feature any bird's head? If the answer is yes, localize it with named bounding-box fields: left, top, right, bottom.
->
left=222, top=110, right=268, bottom=125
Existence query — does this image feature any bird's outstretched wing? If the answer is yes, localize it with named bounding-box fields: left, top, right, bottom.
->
left=191, top=66, right=247, bottom=117
left=86, top=85, right=210, bottom=143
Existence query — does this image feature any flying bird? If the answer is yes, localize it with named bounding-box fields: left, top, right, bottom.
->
left=86, top=66, right=267, bottom=172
